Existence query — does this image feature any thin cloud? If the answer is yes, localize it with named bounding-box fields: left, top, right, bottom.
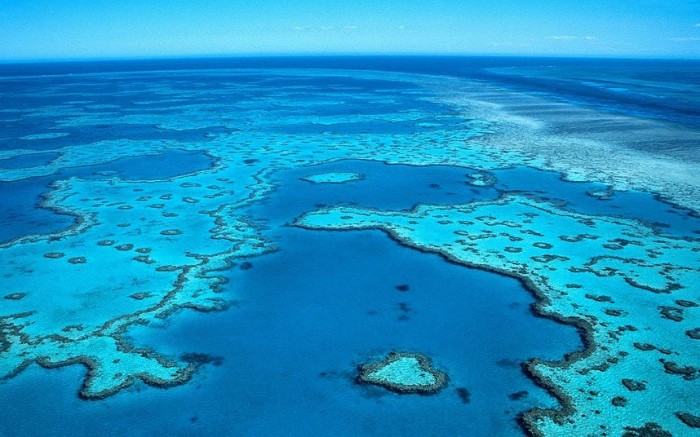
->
left=290, top=25, right=356, bottom=31
left=548, top=35, right=596, bottom=41
left=669, top=37, right=700, bottom=42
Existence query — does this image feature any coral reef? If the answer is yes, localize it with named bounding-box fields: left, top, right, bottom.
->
left=296, top=195, right=700, bottom=435
left=357, top=352, right=448, bottom=394
left=301, top=172, right=363, bottom=184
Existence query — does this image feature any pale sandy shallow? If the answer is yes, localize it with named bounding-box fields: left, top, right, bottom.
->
left=413, top=75, right=700, bottom=214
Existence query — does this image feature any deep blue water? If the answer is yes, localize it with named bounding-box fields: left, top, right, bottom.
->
left=0, top=120, right=234, bottom=152
left=2, top=56, right=698, bottom=128
left=0, top=151, right=59, bottom=169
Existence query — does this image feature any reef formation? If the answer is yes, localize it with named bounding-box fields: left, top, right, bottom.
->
left=0, top=68, right=698, bottom=436
left=301, top=171, right=363, bottom=184
left=357, top=352, right=448, bottom=394
left=296, top=194, right=700, bottom=436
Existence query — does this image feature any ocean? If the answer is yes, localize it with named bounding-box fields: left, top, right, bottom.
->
left=0, top=57, right=698, bottom=436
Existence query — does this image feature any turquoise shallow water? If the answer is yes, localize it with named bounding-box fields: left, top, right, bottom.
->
left=491, top=167, right=700, bottom=237
left=0, top=60, right=698, bottom=436
left=0, top=150, right=213, bottom=243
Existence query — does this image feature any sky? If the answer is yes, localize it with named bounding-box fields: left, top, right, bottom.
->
left=0, top=0, right=699, bottom=61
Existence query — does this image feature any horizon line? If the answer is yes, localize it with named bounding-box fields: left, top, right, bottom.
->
left=2, top=52, right=700, bottom=65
